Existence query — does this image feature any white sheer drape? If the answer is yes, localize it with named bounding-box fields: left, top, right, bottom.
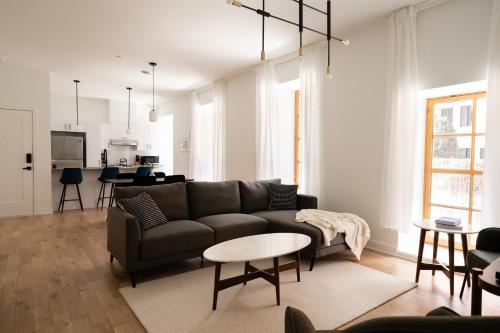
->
left=380, top=6, right=419, bottom=232
left=256, top=61, right=280, bottom=179
left=213, top=80, right=226, bottom=181
left=482, top=0, right=500, bottom=228
left=189, top=85, right=226, bottom=182
left=299, top=45, right=325, bottom=207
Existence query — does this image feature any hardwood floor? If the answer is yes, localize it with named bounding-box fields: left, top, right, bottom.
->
left=0, top=209, right=499, bottom=332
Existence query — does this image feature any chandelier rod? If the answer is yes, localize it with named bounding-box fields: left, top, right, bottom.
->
left=239, top=3, right=344, bottom=43
left=289, top=0, right=327, bottom=15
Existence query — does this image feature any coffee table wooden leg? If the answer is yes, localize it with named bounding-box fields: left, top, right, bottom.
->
left=415, top=228, right=427, bottom=283
left=273, top=257, right=280, bottom=306
left=461, top=234, right=471, bottom=287
left=432, top=231, right=439, bottom=276
left=212, top=262, right=221, bottom=310
left=296, top=251, right=301, bottom=282
left=243, top=261, right=249, bottom=285
left=471, top=268, right=483, bottom=315
left=448, top=233, right=455, bottom=295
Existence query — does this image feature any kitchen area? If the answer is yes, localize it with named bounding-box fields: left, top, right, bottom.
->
left=50, top=93, right=174, bottom=211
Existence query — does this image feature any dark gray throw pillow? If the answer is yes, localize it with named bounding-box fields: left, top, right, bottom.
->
left=269, top=183, right=298, bottom=210
left=118, top=192, right=168, bottom=231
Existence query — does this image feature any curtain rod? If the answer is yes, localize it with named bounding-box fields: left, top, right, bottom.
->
left=415, top=0, right=449, bottom=12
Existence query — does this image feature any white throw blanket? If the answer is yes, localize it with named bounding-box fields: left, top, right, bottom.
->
left=295, top=209, right=371, bottom=260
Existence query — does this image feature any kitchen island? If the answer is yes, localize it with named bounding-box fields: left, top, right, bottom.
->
left=51, top=165, right=162, bottom=211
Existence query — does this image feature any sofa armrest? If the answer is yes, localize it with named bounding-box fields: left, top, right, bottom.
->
left=477, top=227, right=500, bottom=253
left=297, top=194, right=318, bottom=210
left=285, top=307, right=323, bottom=333
left=107, top=207, right=141, bottom=269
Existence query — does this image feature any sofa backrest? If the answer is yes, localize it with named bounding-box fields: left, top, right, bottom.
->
left=114, top=183, right=190, bottom=221
left=187, top=180, right=241, bottom=219
left=238, top=179, right=281, bottom=213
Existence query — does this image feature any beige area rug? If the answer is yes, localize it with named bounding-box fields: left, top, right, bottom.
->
left=120, top=259, right=416, bottom=333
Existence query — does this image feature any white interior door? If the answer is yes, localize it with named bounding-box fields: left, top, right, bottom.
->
left=0, top=109, right=34, bottom=217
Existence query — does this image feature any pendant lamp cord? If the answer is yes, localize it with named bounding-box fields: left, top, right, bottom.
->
left=74, top=80, right=79, bottom=126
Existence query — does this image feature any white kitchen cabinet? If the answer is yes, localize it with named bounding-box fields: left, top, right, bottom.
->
left=110, top=123, right=138, bottom=141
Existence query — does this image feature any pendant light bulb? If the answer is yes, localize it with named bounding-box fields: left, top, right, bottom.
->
left=326, top=65, right=333, bottom=80
left=341, top=39, right=351, bottom=46
left=125, top=127, right=132, bottom=135
left=149, top=62, right=158, bottom=123
left=298, top=47, right=305, bottom=63
left=260, top=50, right=266, bottom=62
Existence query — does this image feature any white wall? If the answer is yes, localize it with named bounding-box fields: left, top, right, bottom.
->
left=51, top=94, right=109, bottom=126
left=0, top=62, right=52, bottom=214
left=225, top=71, right=257, bottom=180
left=418, top=0, right=492, bottom=89
left=323, top=20, right=398, bottom=252
left=159, top=95, right=191, bottom=175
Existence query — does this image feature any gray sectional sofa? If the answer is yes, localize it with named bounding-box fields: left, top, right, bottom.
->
left=107, top=179, right=348, bottom=287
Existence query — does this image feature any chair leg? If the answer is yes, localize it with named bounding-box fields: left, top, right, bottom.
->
left=460, top=271, right=468, bottom=299
left=109, top=184, right=115, bottom=207
left=57, top=184, right=66, bottom=212
left=96, top=182, right=104, bottom=208
left=76, top=184, right=84, bottom=211
left=130, top=272, right=137, bottom=288
left=60, top=184, right=67, bottom=213
left=309, top=256, right=316, bottom=271
left=102, top=183, right=107, bottom=209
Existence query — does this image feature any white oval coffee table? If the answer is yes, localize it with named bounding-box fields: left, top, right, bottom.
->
left=203, top=233, right=311, bottom=310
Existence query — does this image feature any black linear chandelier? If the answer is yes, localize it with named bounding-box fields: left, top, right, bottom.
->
left=227, top=0, right=350, bottom=77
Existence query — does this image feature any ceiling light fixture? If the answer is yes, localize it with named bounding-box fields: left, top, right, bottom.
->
left=73, top=80, right=83, bottom=131
left=126, top=87, right=132, bottom=134
left=149, top=62, right=158, bottom=122
left=227, top=0, right=350, bottom=77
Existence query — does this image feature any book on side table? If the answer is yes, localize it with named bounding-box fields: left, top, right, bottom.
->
left=435, top=216, right=463, bottom=230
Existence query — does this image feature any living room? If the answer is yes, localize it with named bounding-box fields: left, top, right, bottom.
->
left=0, top=0, right=499, bottom=332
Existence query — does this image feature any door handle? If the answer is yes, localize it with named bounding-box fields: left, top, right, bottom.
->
left=22, top=166, right=32, bottom=170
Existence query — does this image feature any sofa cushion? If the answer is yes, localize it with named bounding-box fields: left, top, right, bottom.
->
left=252, top=210, right=345, bottom=250
left=187, top=181, right=241, bottom=219
left=239, top=179, right=281, bottom=213
left=118, top=192, right=168, bottom=231
left=114, top=183, right=190, bottom=221
left=269, top=183, right=298, bottom=210
left=196, top=213, right=268, bottom=243
left=140, top=220, right=214, bottom=260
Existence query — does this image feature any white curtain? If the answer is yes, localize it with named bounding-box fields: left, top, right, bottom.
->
left=299, top=45, right=325, bottom=207
left=380, top=6, right=419, bottom=232
left=213, top=80, right=226, bottom=181
left=482, top=0, right=500, bottom=228
left=256, top=61, right=280, bottom=179
left=189, top=84, right=226, bottom=181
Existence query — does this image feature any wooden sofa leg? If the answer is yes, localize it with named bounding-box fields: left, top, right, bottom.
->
left=309, top=257, right=316, bottom=271
left=110, top=254, right=114, bottom=263
left=130, top=272, right=137, bottom=288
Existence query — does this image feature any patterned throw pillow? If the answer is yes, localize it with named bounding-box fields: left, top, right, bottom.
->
left=118, top=192, right=168, bottom=231
left=269, top=183, right=298, bottom=210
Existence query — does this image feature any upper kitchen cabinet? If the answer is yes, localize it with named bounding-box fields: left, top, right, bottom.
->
left=51, top=95, right=109, bottom=132
left=109, top=100, right=137, bottom=125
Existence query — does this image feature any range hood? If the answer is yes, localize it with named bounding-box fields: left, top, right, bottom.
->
left=110, top=139, right=138, bottom=146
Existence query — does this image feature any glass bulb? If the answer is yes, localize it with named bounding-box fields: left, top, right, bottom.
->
left=149, top=109, right=158, bottom=122
left=125, top=127, right=132, bottom=134
left=326, top=73, right=333, bottom=80
left=341, top=39, right=351, bottom=46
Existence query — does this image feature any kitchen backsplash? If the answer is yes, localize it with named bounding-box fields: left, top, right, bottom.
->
left=107, top=145, right=137, bottom=166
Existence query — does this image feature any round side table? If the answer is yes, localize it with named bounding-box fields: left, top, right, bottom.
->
left=413, top=220, right=481, bottom=295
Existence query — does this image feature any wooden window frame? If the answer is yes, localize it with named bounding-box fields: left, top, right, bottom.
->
left=423, top=92, right=486, bottom=248
left=294, top=90, right=300, bottom=186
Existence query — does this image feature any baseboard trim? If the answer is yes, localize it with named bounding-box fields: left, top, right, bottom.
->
left=35, top=208, right=54, bottom=215
left=366, top=240, right=398, bottom=256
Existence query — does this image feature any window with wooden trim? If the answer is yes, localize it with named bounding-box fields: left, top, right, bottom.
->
left=294, top=90, right=300, bottom=185
left=423, top=92, right=487, bottom=233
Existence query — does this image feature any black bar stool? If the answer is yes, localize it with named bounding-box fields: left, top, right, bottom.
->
left=96, top=167, right=119, bottom=209
left=58, top=168, right=84, bottom=213
left=108, top=172, right=136, bottom=207
left=136, top=166, right=152, bottom=177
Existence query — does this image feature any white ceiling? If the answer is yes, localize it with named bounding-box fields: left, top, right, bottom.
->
left=0, top=0, right=420, bottom=103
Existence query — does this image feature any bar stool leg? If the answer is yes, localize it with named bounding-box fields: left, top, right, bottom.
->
left=96, top=182, right=104, bottom=208
left=58, top=184, right=66, bottom=213
left=109, top=183, right=115, bottom=207
left=61, top=184, right=67, bottom=213
left=101, top=183, right=107, bottom=209
left=76, top=184, right=84, bottom=211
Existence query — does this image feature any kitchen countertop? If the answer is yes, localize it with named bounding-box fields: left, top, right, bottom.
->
left=51, top=165, right=162, bottom=171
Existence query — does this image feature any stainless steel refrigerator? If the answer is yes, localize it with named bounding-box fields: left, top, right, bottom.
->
left=51, top=131, right=86, bottom=169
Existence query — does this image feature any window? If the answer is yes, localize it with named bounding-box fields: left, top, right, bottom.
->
left=276, top=80, right=300, bottom=185
left=423, top=92, right=487, bottom=232
left=192, top=102, right=214, bottom=181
